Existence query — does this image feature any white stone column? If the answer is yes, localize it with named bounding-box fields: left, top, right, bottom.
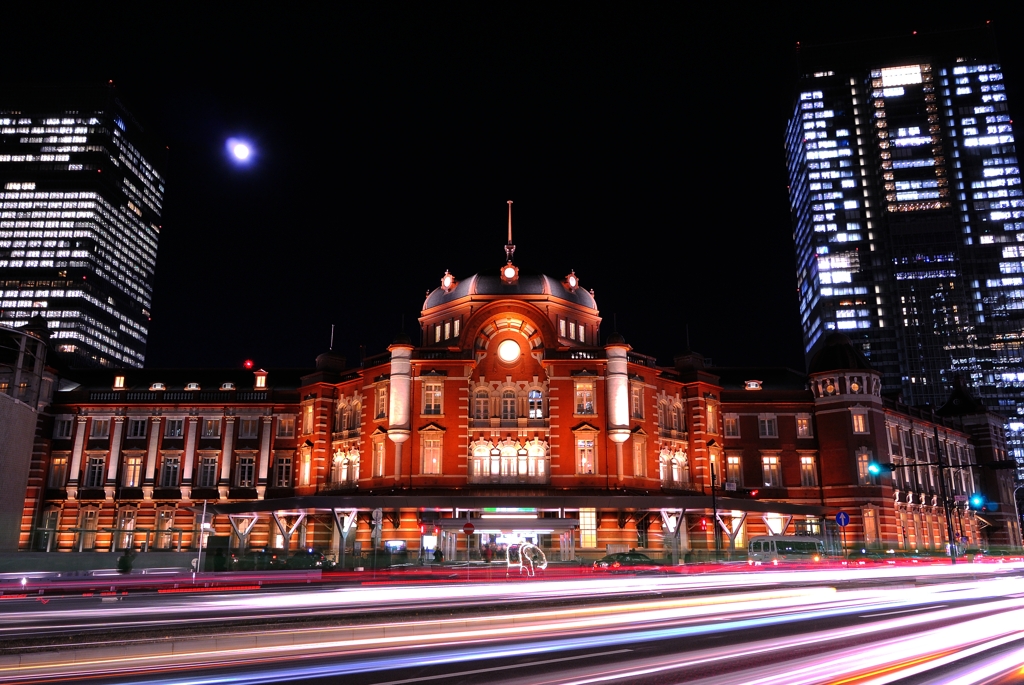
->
left=66, top=416, right=88, bottom=500
left=220, top=416, right=236, bottom=499
left=181, top=416, right=199, bottom=500
left=605, top=339, right=631, bottom=483
left=387, top=341, right=413, bottom=483
left=143, top=416, right=162, bottom=501
left=104, top=416, right=126, bottom=500
left=257, top=415, right=274, bottom=499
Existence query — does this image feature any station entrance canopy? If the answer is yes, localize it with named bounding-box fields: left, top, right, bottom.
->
left=206, top=494, right=828, bottom=518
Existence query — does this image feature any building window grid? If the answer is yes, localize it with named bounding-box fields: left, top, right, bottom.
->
left=422, top=436, right=442, bottom=475
left=53, top=418, right=73, bottom=439
left=706, top=402, right=719, bottom=434
left=197, top=455, right=218, bottom=488
left=423, top=381, right=443, bottom=415
left=159, top=455, right=180, bottom=488
left=277, top=416, right=295, bottom=438
left=89, top=418, right=110, bottom=439
left=796, top=414, right=813, bottom=438
left=127, top=419, right=146, bottom=439
left=165, top=419, right=184, bottom=438
left=800, top=455, right=818, bottom=487
left=273, top=456, right=292, bottom=488
left=630, top=385, right=643, bottom=419
left=633, top=437, right=646, bottom=477
left=575, top=381, right=595, bottom=415
left=758, top=414, right=778, bottom=438
left=579, top=508, right=597, bottom=548
left=501, top=390, right=517, bottom=420
left=122, top=455, right=142, bottom=488
left=236, top=455, right=255, bottom=488
left=48, top=454, right=69, bottom=488
left=202, top=418, right=220, bottom=438
left=239, top=417, right=259, bottom=439
left=576, top=437, right=596, bottom=475
left=726, top=455, right=741, bottom=485
left=761, top=454, right=782, bottom=487
left=724, top=414, right=740, bottom=438
left=84, top=455, right=105, bottom=488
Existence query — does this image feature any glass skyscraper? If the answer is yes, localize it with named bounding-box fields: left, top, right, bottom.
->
left=787, top=28, right=1024, bottom=472
left=0, top=85, right=164, bottom=368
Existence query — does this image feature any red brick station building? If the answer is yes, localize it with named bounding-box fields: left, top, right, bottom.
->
left=10, top=240, right=1022, bottom=564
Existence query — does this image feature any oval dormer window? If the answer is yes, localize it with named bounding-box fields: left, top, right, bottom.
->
left=150, top=382, right=166, bottom=391
left=186, top=382, right=201, bottom=391
left=744, top=380, right=762, bottom=391
left=220, top=382, right=235, bottom=391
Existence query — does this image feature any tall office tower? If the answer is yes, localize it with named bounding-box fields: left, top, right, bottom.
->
left=0, top=85, right=165, bottom=368
left=787, top=27, right=1024, bottom=471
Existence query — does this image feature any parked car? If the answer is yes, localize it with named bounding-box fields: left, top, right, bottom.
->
left=287, top=548, right=333, bottom=570
left=238, top=548, right=289, bottom=571
left=593, top=551, right=661, bottom=572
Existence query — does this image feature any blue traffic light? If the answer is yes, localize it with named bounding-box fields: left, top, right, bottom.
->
left=867, top=462, right=881, bottom=476
left=969, top=493, right=985, bottom=510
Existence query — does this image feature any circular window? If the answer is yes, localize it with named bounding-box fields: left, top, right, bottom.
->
left=503, top=265, right=517, bottom=279
left=497, top=339, right=521, bottom=363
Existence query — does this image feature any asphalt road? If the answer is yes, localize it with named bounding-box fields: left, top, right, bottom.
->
left=3, top=564, right=1023, bottom=685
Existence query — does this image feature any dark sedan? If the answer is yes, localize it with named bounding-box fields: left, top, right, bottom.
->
left=593, top=551, right=662, bottom=572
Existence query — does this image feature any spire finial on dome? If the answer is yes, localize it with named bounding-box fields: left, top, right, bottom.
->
left=505, top=200, right=515, bottom=264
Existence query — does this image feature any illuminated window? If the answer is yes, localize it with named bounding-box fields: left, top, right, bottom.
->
left=254, top=371, right=267, bottom=389
left=277, top=416, right=295, bottom=438
left=575, top=431, right=597, bottom=474
left=724, top=414, right=740, bottom=438
left=761, top=454, right=782, bottom=487
left=726, top=454, right=741, bottom=485
left=800, top=454, right=818, bottom=487
left=852, top=410, right=869, bottom=434
left=155, top=509, right=175, bottom=549
left=528, top=389, right=544, bottom=419
left=706, top=401, right=718, bottom=433
left=857, top=449, right=876, bottom=486
left=421, top=433, right=442, bottom=475
left=122, top=455, right=142, bottom=487
left=579, top=508, right=597, bottom=548
left=375, top=385, right=388, bottom=420
left=757, top=414, right=778, bottom=438
left=796, top=414, right=813, bottom=438
left=423, top=380, right=443, bottom=415
left=575, top=381, right=595, bottom=415
left=113, top=375, right=125, bottom=389
left=303, top=405, right=314, bottom=434
left=84, top=455, right=105, bottom=488
left=48, top=453, right=69, bottom=488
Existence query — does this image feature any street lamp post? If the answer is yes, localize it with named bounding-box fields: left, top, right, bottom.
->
left=708, top=439, right=721, bottom=560
left=933, top=425, right=959, bottom=565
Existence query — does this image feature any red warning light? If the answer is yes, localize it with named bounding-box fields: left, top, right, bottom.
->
left=243, top=359, right=254, bottom=369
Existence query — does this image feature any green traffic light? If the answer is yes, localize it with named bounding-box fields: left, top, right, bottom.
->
left=868, top=462, right=882, bottom=476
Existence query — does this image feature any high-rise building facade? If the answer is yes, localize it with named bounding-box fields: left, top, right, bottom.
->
left=786, top=28, right=1024, bottom=474
left=0, top=85, right=165, bottom=368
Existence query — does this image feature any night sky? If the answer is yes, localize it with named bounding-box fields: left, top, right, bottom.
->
left=5, top=4, right=1023, bottom=372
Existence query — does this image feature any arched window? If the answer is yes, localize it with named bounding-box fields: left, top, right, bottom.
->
left=351, top=403, right=361, bottom=429
left=657, top=401, right=667, bottom=429
left=659, top=454, right=670, bottom=484
left=338, top=404, right=349, bottom=432
left=671, top=458, right=681, bottom=484
left=474, top=391, right=490, bottom=420
left=528, top=389, right=544, bottom=419
left=671, top=405, right=680, bottom=431
left=501, top=390, right=517, bottom=420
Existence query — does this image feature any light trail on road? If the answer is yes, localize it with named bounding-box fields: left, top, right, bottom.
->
left=0, top=565, right=1022, bottom=684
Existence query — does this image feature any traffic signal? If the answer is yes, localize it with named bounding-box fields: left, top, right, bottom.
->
left=433, top=525, right=440, bottom=536
left=969, top=493, right=985, bottom=510
left=746, top=489, right=759, bottom=498
left=700, top=518, right=708, bottom=531
left=419, top=523, right=427, bottom=534
left=867, top=461, right=895, bottom=476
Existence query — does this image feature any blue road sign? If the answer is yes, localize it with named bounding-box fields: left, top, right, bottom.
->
left=835, top=511, right=850, bottom=527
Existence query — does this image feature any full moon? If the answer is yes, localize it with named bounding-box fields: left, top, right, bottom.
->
left=232, top=143, right=251, bottom=160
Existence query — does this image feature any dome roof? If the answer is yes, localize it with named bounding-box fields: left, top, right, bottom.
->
left=423, top=271, right=597, bottom=310
left=808, top=333, right=875, bottom=374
